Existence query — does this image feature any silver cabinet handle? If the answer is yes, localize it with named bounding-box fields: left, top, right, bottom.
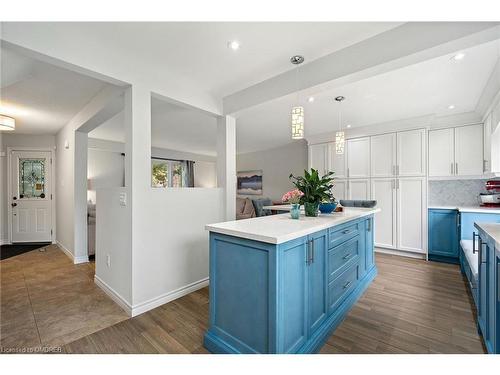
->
left=342, top=229, right=351, bottom=234
left=367, top=219, right=371, bottom=232
left=392, top=165, right=396, bottom=176
left=306, top=240, right=311, bottom=264
left=311, top=240, right=315, bottom=264
left=483, top=160, right=487, bottom=173
left=451, top=163, right=454, bottom=175
left=347, top=168, right=350, bottom=178
left=396, top=165, right=399, bottom=175
left=343, top=281, right=351, bottom=289
left=396, top=179, right=400, bottom=189
left=343, top=253, right=351, bottom=260
left=473, top=232, right=478, bottom=254
left=455, top=162, right=459, bottom=175
left=391, top=179, right=395, bottom=190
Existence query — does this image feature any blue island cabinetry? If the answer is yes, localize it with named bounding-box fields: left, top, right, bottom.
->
left=204, top=215, right=376, bottom=354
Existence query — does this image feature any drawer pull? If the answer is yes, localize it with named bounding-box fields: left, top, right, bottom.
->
left=342, top=253, right=351, bottom=260
left=342, top=229, right=351, bottom=234
left=343, top=281, right=351, bottom=289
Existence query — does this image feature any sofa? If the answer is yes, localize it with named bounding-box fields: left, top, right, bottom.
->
left=236, top=197, right=273, bottom=220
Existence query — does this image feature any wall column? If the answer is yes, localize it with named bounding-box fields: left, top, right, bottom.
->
left=217, top=115, right=236, bottom=221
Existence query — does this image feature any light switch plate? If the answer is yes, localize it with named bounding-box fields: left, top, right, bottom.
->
left=119, top=192, right=127, bottom=206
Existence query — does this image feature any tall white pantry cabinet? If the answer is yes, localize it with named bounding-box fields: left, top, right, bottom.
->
left=308, top=128, right=427, bottom=256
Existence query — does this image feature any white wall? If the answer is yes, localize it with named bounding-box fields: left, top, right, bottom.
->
left=55, top=124, right=75, bottom=255
left=237, top=140, right=308, bottom=201
left=0, top=134, right=56, bottom=244
left=87, top=148, right=124, bottom=203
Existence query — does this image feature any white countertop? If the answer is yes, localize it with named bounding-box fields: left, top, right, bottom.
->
left=474, top=222, right=500, bottom=255
left=428, top=205, right=500, bottom=214
left=206, top=207, right=380, bottom=244
left=263, top=204, right=294, bottom=211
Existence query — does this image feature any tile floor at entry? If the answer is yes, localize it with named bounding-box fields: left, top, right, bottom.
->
left=0, top=245, right=128, bottom=350
left=1, top=246, right=486, bottom=354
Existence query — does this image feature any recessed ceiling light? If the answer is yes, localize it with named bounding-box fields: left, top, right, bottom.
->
left=451, top=52, right=465, bottom=61
left=448, top=104, right=455, bottom=110
left=346, top=124, right=352, bottom=128
left=308, top=97, right=314, bottom=103
left=227, top=41, right=240, bottom=51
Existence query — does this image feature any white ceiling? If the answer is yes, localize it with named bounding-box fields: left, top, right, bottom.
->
left=234, top=39, right=500, bottom=153
left=89, top=98, right=218, bottom=156
left=24, top=22, right=399, bottom=98
left=1, top=47, right=109, bottom=134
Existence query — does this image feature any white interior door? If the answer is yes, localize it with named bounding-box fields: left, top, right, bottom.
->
left=332, top=179, right=347, bottom=201
left=428, top=128, right=455, bottom=177
left=347, top=137, right=370, bottom=178
left=308, top=143, right=327, bottom=175
left=370, top=133, right=396, bottom=177
left=327, top=142, right=346, bottom=178
left=10, top=151, right=53, bottom=243
left=454, top=124, right=484, bottom=176
left=397, top=129, right=426, bottom=176
left=348, top=179, right=371, bottom=200
left=396, top=177, right=426, bottom=254
left=371, top=178, right=396, bottom=249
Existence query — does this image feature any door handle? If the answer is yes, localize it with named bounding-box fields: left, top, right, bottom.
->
left=311, top=240, right=315, bottom=264
left=343, top=281, right=352, bottom=289
left=342, top=253, right=351, bottom=260
left=11, top=202, right=17, bottom=207
left=367, top=219, right=371, bottom=232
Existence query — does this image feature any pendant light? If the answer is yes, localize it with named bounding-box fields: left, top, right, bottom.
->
left=290, top=55, right=305, bottom=140
left=334, top=96, right=345, bottom=154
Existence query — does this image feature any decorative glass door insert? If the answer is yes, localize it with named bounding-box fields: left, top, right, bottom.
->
left=19, top=158, right=46, bottom=199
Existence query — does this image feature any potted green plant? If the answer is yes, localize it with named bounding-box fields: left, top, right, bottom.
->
left=289, top=168, right=335, bottom=217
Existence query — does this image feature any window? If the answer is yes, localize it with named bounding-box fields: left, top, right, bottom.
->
left=19, top=158, right=46, bottom=199
left=151, top=158, right=194, bottom=188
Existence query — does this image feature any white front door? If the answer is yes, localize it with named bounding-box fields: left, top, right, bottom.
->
left=10, top=150, right=53, bottom=243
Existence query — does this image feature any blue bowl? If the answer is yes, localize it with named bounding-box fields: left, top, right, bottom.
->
left=319, top=202, right=337, bottom=214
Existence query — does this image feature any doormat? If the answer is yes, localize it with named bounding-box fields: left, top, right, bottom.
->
left=0, top=243, right=51, bottom=260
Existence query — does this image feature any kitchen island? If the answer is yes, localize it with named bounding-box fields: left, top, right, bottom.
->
left=203, top=207, right=380, bottom=354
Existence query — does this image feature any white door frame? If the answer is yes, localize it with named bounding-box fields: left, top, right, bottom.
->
left=7, top=147, right=56, bottom=244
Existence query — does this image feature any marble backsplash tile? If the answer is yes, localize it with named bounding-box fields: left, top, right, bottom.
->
left=429, top=179, right=488, bottom=206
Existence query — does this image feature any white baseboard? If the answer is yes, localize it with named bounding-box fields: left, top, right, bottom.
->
left=94, top=275, right=133, bottom=316
left=56, top=241, right=89, bottom=264
left=130, top=277, right=209, bottom=317
left=1, top=238, right=10, bottom=246
left=375, top=247, right=427, bottom=260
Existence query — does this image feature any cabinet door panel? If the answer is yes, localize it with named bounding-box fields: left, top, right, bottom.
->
left=348, top=179, right=370, bottom=200
left=307, top=231, right=328, bottom=336
left=332, top=180, right=347, bottom=202
left=397, top=177, right=426, bottom=253
left=371, top=133, right=396, bottom=177
left=371, top=179, right=396, bottom=249
left=429, top=128, right=455, bottom=177
left=347, top=137, right=370, bottom=178
left=308, top=144, right=327, bottom=175
left=428, top=209, right=458, bottom=257
left=397, top=129, right=426, bottom=176
left=327, top=143, right=346, bottom=178
left=455, top=124, right=484, bottom=176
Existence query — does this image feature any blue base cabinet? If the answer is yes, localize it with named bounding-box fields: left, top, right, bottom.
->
left=428, top=209, right=459, bottom=263
left=204, top=215, right=376, bottom=354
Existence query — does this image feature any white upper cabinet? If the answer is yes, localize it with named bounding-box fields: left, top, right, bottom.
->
left=370, top=133, right=396, bottom=177
left=327, top=142, right=346, bottom=178
left=347, top=179, right=371, bottom=200
left=428, top=128, right=455, bottom=177
left=454, top=124, right=484, bottom=176
left=332, top=179, right=347, bottom=201
left=346, top=137, right=370, bottom=178
left=397, top=129, right=426, bottom=177
left=308, top=143, right=328, bottom=175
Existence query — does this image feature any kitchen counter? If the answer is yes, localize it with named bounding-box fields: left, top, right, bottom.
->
left=474, top=222, right=500, bottom=254
left=428, top=205, right=500, bottom=214
left=206, top=207, right=380, bottom=244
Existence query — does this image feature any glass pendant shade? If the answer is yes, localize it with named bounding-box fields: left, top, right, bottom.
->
left=291, top=106, right=304, bottom=139
left=0, top=115, right=15, bottom=131
left=335, top=131, right=345, bottom=154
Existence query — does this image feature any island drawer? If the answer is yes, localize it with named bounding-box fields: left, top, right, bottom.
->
left=328, top=262, right=359, bottom=312
left=328, top=236, right=360, bottom=281
left=328, top=221, right=360, bottom=249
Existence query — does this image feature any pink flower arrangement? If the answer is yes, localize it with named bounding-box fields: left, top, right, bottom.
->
left=282, top=189, right=304, bottom=204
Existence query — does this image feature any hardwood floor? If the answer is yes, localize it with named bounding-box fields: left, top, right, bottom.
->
left=64, top=253, right=486, bottom=354
left=0, top=245, right=128, bottom=351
